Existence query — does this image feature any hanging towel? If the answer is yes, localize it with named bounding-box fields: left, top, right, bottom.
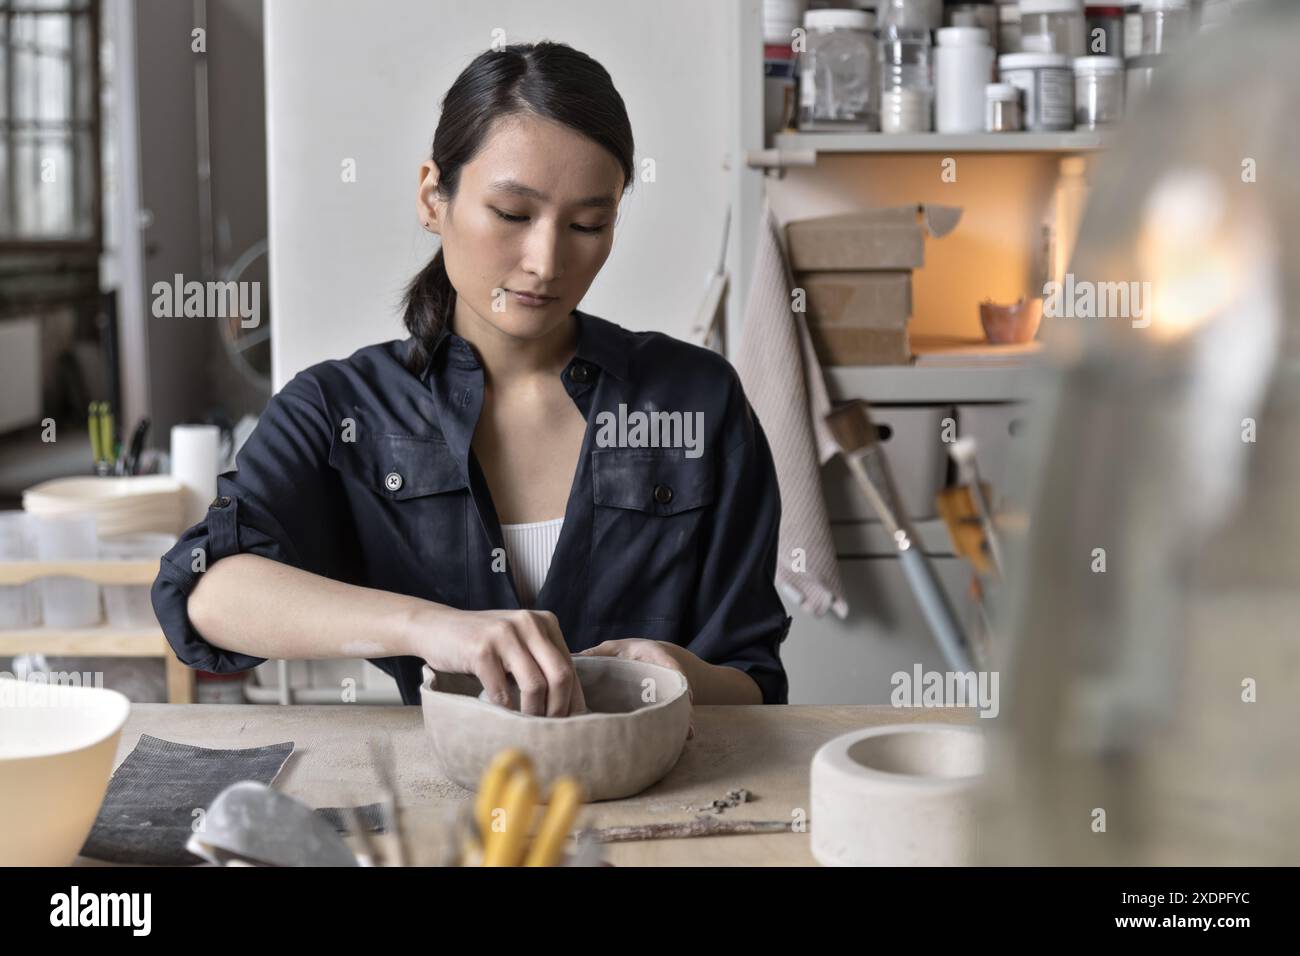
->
left=735, top=196, right=848, bottom=619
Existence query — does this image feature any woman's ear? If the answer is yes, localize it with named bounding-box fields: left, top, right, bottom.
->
left=417, top=160, right=442, bottom=233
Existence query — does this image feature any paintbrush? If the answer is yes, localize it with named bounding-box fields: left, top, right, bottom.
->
left=825, top=400, right=979, bottom=673
left=948, top=436, right=1004, bottom=578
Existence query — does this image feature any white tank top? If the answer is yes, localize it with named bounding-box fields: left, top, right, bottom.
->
left=499, top=517, right=564, bottom=608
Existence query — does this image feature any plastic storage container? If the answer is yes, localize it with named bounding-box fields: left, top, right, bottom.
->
left=1074, top=55, right=1124, bottom=128
left=879, top=16, right=933, bottom=133
left=878, top=0, right=943, bottom=31
left=935, top=27, right=995, bottom=133
left=1140, top=0, right=1191, bottom=55
left=945, top=2, right=999, bottom=51
left=985, top=82, right=1023, bottom=131
left=998, top=51, right=1075, bottom=131
left=0, top=512, right=40, bottom=629
left=1020, top=0, right=1087, bottom=58
left=798, top=8, right=879, bottom=131
left=32, top=514, right=100, bottom=629
left=100, top=533, right=178, bottom=628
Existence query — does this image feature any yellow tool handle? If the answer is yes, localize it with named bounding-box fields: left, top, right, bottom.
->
left=481, top=767, right=538, bottom=867
left=475, top=748, right=531, bottom=846
left=524, top=777, right=584, bottom=868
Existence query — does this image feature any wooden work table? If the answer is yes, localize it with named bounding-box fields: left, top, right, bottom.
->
left=80, top=703, right=975, bottom=867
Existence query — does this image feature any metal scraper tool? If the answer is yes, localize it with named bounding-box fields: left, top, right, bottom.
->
left=186, top=781, right=359, bottom=867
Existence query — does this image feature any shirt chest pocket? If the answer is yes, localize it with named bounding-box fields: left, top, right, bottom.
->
left=327, top=432, right=469, bottom=605
left=589, top=448, right=716, bottom=626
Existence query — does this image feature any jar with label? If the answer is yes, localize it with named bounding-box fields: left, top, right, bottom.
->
left=985, top=82, right=1023, bottom=132
left=998, top=51, right=1075, bottom=131
left=879, top=15, right=933, bottom=133
left=1084, top=4, right=1127, bottom=57
left=798, top=9, right=879, bottom=131
left=1140, top=0, right=1191, bottom=55
left=1020, top=0, right=1087, bottom=58
left=1074, top=55, right=1124, bottom=127
left=936, top=27, right=995, bottom=133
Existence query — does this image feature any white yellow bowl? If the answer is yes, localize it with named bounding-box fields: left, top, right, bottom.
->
left=0, top=676, right=130, bottom=865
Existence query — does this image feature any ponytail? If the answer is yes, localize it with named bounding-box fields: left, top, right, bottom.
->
left=401, top=248, right=455, bottom=375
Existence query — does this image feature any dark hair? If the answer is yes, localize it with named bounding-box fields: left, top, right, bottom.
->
left=401, top=42, right=636, bottom=375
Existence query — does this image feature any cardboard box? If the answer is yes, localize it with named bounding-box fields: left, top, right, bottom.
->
left=799, top=271, right=912, bottom=329
left=806, top=325, right=912, bottom=366
left=785, top=204, right=963, bottom=271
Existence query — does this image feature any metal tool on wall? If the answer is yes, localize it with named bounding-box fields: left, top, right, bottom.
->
left=825, top=400, right=980, bottom=673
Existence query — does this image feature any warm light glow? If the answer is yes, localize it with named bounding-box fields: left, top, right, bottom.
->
left=1135, top=168, right=1244, bottom=341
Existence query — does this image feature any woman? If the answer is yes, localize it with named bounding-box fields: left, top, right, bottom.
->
left=152, top=41, right=791, bottom=716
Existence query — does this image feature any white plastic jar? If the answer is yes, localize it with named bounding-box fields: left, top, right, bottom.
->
left=998, top=51, right=1075, bottom=131
left=1020, top=0, right=1086, bottom=58
left=985, top=82, right=1023, bottom=132
left=798, top=8, right=879, bottom=131
left=935, top=27, right=995, bottom=133
left=1074, top=55, right=1124, bottom=128
left=1140, top=0, right=1191, bottom=55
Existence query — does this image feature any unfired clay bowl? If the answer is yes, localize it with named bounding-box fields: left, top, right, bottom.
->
left=420, top=656, right=691, bottom=802
left=0, top=676, right=131, bottom=865
left=811, top=723, right=985, bottom=866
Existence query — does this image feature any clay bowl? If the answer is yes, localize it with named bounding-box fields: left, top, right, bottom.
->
left=420, top=656, right=691, bottom=802
left=811, top=723, right=985, bottom=866
left=0, top=676, right=131, bottom=865
left=979, top=297, right=1043, bottom=345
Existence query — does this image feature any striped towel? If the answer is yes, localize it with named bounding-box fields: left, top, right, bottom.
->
left=735, top=197, right=847, bottom=619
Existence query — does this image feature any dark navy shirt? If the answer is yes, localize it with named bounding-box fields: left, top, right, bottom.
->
left=151, top=310, right=792, bottom=704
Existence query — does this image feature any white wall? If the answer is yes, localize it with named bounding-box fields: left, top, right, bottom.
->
left=265, top=0, right=740, bottom=388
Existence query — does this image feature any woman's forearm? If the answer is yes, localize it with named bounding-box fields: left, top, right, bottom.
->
left=697, top=662, right=764, bottom=704
left=186, top=553, right=429, bottom=662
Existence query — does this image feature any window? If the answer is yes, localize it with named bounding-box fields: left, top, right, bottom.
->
left=0, top=0, right=101, bottom=310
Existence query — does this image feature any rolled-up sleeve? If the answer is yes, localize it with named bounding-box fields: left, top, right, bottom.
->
left=151, top=370, right=346, bottom=673
left=685, top=379, right=792, bottom=704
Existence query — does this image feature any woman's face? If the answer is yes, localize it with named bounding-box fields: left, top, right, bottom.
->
left=418, top=113, right=625, bottom=342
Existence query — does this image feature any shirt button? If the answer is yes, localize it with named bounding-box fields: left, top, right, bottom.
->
left=653, top=483, right=673, bottom=505
left=209, top=495, right=232, bottom=509
left=384, top=472, right=403, bottom=492
left=569, top=362, right=591, bottom=384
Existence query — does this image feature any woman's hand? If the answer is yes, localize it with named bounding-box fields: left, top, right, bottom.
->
left=577, top=638, right=762, bottom=709
left=576, top=639, right=703, bottom=738
left=403, top=605, right=587, bottom=717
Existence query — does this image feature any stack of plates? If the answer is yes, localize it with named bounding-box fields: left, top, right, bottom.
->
left=23, top=476, right=186, bottom=538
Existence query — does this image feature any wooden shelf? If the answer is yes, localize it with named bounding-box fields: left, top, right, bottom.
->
left=824, top=363, right=1050, bottom=404
left=774, top=130, right=1111, bottom=156
left=0, top=627, right=167, bottom=656
left=0, top=558, right=194, bottom=703
left=0, top=559, right=158, bottom=587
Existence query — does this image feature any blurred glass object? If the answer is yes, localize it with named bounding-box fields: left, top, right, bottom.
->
left=979, top=0, right=1300, bottom=865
